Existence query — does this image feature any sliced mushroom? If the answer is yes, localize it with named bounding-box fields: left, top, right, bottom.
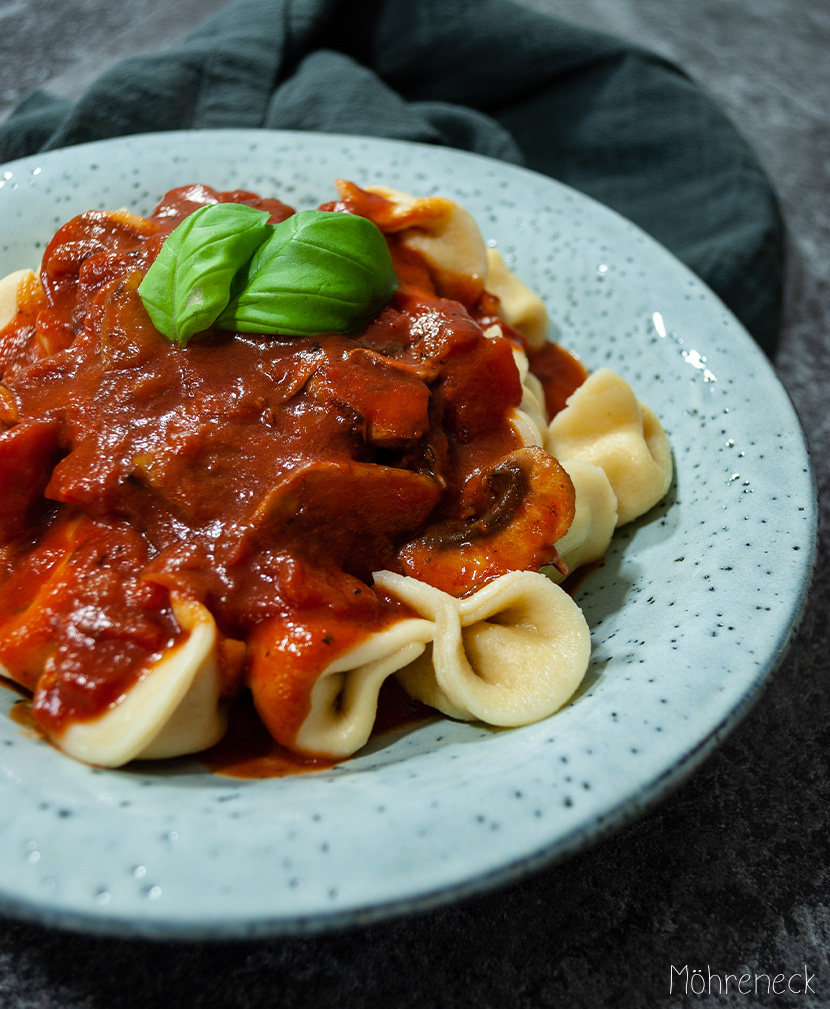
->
left=397, top=446, right=575, bottom=595
left=239, top=458, right=443, bottom=577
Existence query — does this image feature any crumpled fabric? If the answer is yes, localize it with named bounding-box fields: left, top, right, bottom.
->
left=0, top=0, right=783, bottom=353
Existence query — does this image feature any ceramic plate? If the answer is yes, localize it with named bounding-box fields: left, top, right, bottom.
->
left=0, top=131, right=816, bottom=938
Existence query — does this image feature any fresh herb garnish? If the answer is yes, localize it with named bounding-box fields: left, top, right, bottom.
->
left=138, top=203, right=271, bottom=347
left=138, top=203, right=397, bottom=346
left=217, top=210, right=397, bottom=338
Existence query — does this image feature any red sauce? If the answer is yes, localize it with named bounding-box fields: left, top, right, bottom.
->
left=0, top=181, right=579, bottom=756
left=200, top=692, right=339, bottom=778
left=8, top=697, right=44, bottom=739
left=560, top=559, right=602, bottom=598
left=527, top=341, right=589, bottom=418
left=371, top=675, right=435, bottom=735
left=202, top=678, right=433, bottom=779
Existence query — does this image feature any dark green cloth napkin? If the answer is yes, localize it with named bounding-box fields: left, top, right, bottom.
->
left=0, top=0, right=783, bottom=353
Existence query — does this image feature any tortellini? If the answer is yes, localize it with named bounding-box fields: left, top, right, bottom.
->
left=373, top=570, right=590, bottom=727
left=362, top=186, right=550, bottom=348
left=0, top=269, right=40, bottom=329
left=513, top=349, right=549, bottom=447
left=543, top=459, right=618, bottom=581
left=272, top=570, right=590, bottom=758
left=363, top=185, right=490, bottom=293
left=293, top=617, right=434, bottom=757
left=55, top=597, right=229, bottom=767
left=546, top=368, right=673, bottom=526
left=484, top=248, right=549, bottom=349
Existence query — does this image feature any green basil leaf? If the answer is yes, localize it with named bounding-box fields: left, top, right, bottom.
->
left=216, top=210, right=398, bottom=337
left=138, top=202, right=271, bottom=346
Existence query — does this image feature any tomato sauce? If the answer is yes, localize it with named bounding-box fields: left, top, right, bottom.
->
left=0, top=182, right=581, bottom=753
left=200, top=692, right=340, bottom=779
left=527, top=341, right=589, bottom=418
left=201, top=678, right=433, bottom=779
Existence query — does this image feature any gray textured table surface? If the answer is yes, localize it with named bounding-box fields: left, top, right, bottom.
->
left=0, top=1, right=827, bottom=1007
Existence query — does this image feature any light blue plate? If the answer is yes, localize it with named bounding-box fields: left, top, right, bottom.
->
left=0, top=130, right=817, bottom=938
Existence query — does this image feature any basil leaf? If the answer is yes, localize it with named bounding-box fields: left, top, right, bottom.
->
left=138, top=202, right=271, bottom=346
left=216, top=210, right=398, bottom=337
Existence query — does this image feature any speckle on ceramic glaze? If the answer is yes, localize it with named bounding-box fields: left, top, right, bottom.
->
left=0, top=130, right=817, bottom=940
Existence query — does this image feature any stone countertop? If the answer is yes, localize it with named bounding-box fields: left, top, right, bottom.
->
left=0, top=1, right=827, bottom=1006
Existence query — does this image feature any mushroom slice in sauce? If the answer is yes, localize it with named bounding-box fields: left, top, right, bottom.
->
left=396, top=446, right=575, bottom=596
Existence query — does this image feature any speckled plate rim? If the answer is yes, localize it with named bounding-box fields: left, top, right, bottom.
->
left=0, top=130, right=818, bottom=939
